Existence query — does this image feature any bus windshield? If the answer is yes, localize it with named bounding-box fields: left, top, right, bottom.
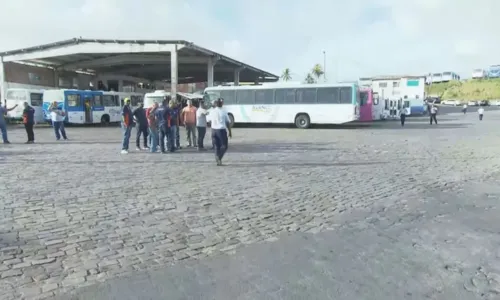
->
left=203, top=92, right=220, bottom=103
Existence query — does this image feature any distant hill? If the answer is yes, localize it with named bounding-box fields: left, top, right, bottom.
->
left=425, top=79, right=500, bottom=100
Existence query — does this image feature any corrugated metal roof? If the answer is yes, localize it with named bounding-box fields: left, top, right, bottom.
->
left=0, top=38, right=279, bottom=81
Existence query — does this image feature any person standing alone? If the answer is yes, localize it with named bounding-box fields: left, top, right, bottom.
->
left=22, top=102, right=35, bottom=143
left=121, top=98, right=134, bottom=154
left=478, top=107, right=484, bottom=121
left=209, top=98, right=232, bottom=166
left=181, top=100, right=197, bottom=147
left=400, top=106, right=407, bottom=127
left=430, top=105, right=438, bottom=125
left=133, top=102, right=149, bottom=150
left=49, top=101, right=68, bottom=141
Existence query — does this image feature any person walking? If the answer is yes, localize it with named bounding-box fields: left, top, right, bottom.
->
left=0, top=102, right=18, bottom=144
left=121, top=98, right=134, bottom=154
left=430, top=105, right=438, bottom=125
left=400, top=107, right=407, bottom=127
left=196, top=100, right=209, bottom=150
left=209, top=98, right=232, bottom=166
left=478, top=107, right=484, bottom=121
left=462, top=103, right=467, bottom=114
left=146, top=102, right=159, bottom=152
left=48, top=101, right=68, bottom=141
left=133, top=102, right=149, bottom=150
left=181, top=99, right=197, bottom=147
left=22, top=102, right=35, bottom=143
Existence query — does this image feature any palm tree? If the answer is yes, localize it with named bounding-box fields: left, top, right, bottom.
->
left=304, top=73, right=315, bottom=84
left=311, top=64, right=324, bottom=81
left=281, top=68, right=292, bottom=81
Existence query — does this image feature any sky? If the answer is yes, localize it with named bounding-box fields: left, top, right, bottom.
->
left=0, top=0, right=498, bottom=82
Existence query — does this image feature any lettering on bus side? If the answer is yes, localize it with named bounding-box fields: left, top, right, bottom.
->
left=251, top=105, right=272, bottom=113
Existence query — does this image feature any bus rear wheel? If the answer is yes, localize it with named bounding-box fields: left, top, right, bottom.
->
left=228, top=114, right=235, bottom=127
left=295, top=114, right=310, bottom=129
left=101, top=114, right=110, bottom=126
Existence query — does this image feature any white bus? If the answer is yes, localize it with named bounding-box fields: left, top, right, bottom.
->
left=144, top=90, right=171, bottom=108
left=5, top=88, right=45, bottom=123
left=203, top=83, right=360, bottom=128
left=42, top=90, right=144, bottom=125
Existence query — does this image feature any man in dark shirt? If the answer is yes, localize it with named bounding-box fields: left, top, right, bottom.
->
left=174, top=101, right=182, bottom=149
left=155, top=103, right=168, bottom=153
left=165, top=100, right=178, bottom=153
left=121, top=98, right=134, bottom=154
left=22, top=102, right=35, bottom=144
left=133, top=102, right=149, bottom=150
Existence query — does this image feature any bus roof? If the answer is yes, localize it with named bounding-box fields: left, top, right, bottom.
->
left=205, top=82, right=357, bottom=91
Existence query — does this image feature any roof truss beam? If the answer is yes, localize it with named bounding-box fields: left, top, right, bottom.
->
left=1, top=42, right=185, bottom=62
left=60, top=54, right=210, bottom=70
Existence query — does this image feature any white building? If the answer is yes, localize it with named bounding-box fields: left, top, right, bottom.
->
left=359, top=75, right=426, bottom=116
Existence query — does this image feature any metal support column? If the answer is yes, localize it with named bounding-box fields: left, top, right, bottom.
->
left=207, top=56, right=219, bottom=87
left=233, top=67, right=244, bottom=86
left=118, top=80, right=124, bottom=92
left=170, top=45, right=178, bottom=100
left=54, top=69, right=59, bottom=88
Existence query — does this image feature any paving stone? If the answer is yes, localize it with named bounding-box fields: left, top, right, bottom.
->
left=2, top=118, right=500, bottom=299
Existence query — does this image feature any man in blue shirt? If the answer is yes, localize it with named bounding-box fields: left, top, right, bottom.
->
left=0, top=102, right=18, bottom=144
left=121, top=98, right=134, bottom=154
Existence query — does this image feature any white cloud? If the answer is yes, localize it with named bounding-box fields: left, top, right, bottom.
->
left=0, top=0, right=498, bottom=81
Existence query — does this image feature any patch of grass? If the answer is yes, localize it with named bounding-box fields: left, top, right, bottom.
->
left=426, top=78, right=500, bottom=100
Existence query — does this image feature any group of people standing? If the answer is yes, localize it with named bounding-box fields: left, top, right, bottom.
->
left=120, top=97, right=232, bottom=165
left=0, top=101, right=38, bottom=144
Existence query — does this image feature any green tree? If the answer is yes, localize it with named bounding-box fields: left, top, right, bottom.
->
left=281, top=68, right=292, bottom=81
left=311, top=64, right=324, bottom=81
left=304, top=73, right=315, bottom=84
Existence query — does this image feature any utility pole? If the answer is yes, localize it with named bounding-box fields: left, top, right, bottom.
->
left=322, top=50, right=327, bottom=82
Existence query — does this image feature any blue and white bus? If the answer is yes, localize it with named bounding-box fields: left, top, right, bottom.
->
left=42, top=90, right=143, bottom=124
left=203, top=82, right=360, bottom=128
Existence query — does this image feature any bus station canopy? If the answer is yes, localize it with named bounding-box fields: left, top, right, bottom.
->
left=0, top=38, right=279, bottom=84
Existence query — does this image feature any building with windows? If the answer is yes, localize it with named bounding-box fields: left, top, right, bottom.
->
left=426, top=72, right=460, bottom=84
left=359, top=75, right=426, bottom=101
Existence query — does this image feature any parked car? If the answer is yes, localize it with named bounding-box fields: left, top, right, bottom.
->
left=479, top=100, right=490, bottom=106
left=442, top=100, right=459, bottom=106
left=467, top=101, right=478, bottom=106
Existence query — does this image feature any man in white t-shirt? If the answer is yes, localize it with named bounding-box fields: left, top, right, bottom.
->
left=478, top=107, right=484, bottom=121
left=209, top=98, right=232, bottom=166
left=196, top=100, right=209, bottom=150
left=49, top=101, right=68, bottom=140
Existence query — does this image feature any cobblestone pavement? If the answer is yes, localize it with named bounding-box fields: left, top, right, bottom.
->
left=1, top=113, right=500, bottom=299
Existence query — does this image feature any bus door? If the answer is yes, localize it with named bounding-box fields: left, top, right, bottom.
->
left=83, top=94, right=93, bottom=123
left=92, top=94, right=104, bottom=123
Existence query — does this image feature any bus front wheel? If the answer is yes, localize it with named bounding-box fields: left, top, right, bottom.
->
left=101, top=114, right=110, bottom=125
left=295, top=114, right=310, bottom=129
left=228, top=114, right=235, bottom=127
